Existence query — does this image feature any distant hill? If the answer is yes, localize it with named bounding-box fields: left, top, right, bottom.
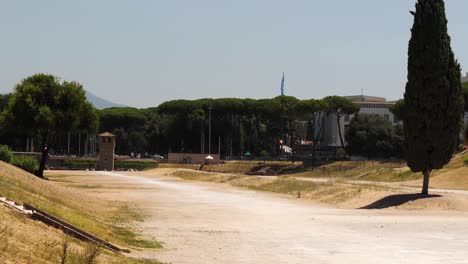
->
left=85, top=90, right=126, bottom=110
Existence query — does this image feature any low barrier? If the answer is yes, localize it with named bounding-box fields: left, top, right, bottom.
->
left=22, top=203, right=130, bottom=253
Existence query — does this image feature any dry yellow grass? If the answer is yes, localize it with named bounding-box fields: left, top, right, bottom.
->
left=160, top=168, right=394, bottom=208
left=0, top=161, right=162, bottom=263
left=158, top=168, right=468, bottom=211
left=290, top=160, right=421, bottom=182
left=287, top=153, right=468, bottom=185
left=429, top=167, right=468, bottom=190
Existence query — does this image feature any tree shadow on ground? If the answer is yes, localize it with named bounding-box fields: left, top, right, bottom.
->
left=360, top=193, right=442, bottom=209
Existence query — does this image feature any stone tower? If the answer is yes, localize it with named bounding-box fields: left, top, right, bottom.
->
left=97, top=132, right=116, bottom=171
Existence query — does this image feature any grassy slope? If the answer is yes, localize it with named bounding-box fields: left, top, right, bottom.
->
left=160, top=152, right=468, bottom=209
left=288, top=151, right=468, bottom=186
left=164, top=169, right=391, bottom=207
left=0, top=161, right=161, bottom=263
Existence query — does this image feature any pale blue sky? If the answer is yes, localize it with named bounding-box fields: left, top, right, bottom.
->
left=1, top=1, right=467, bottom=108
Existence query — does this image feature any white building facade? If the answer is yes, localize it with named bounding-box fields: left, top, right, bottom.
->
left=319, top=95, right=400, bottom=147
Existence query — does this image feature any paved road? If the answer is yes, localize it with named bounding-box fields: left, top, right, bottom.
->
left=94, top=172, right=468, bottom=264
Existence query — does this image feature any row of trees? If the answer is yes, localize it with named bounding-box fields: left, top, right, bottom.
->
left=0, top=82, right=365, bottom=168
left=1, top=74, right=466, bottom=174
left=0, top=0, right=464, bottom=197
left=97, top=96, right=359, bottom=158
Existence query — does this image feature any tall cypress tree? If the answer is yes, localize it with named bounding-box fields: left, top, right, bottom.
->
left=404, top=0, right=464, bottom=195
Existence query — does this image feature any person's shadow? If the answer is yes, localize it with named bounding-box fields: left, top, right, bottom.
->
left=360, top=193, right=441, bottom=209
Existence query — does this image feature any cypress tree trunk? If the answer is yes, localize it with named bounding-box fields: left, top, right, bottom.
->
left=422, top=170, right=431, bottom=195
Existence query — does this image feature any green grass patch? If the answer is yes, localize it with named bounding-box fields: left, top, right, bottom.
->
left=62, top=159, right=158, bottom=170
left=66, top=184, right=103, bottom=189
left=396, top=170, right=414, bottom=178
left=63, top=159, right=97, bottom=169
left=112, top=227, right=162, bottom=249
left=115, top=160, right=158, bottom=170
left=247, top=178, right=323, bottom=194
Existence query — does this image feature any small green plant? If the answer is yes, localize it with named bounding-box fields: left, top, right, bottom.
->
left=464, top=158, right=468, bottom=166
left=259, top=150, right=270, bottom=158
left=397, top=170, right=413, bottom=178
left=336, top=148, right=346, bottom=160
left=0, top=145, right=12, bottom=163
left=11, top=155, right=39, bottom=174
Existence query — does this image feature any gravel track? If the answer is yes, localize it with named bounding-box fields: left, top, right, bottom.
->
left=87, top=172, right=468, bottom=264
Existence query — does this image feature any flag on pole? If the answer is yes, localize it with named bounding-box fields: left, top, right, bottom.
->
left=280, top=72, right=285, bottom=96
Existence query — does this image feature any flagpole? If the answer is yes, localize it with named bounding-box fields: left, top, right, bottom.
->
left=281, top=72, right=285, bottom=96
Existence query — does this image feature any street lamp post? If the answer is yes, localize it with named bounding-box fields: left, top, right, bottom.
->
left=208, top=106, right=212, bottom=155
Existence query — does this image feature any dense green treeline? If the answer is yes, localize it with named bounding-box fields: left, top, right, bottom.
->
left=100, top=96, right=304, bottom=157
left=1, top=77, right=466, bottom=160
left=95, top=96, right=359, bottom=157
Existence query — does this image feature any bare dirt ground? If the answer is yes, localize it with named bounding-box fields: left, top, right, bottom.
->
left=47, top=170, right=468, bottom=264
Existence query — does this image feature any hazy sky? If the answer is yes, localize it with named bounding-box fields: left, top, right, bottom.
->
left=1, top=1, right=468, bottom=108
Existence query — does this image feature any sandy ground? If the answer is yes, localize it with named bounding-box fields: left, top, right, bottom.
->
left=48, top=170, right=468, bottom=264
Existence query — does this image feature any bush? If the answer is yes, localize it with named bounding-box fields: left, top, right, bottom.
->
left=0, top=145, right=12, bottom=163
left=63, top=159, right=157, bottom=170
left=259, top=150, right=270, bottom=158
left=336, top=148, right=346, bottom=160
left=464, top=158, right=468, bottom=166
left=63, top=159, right=97, bottom=169
left=115, top=160, right=157, bottom=170
left=345, top=114, right=404, bottom=158
left=11, top=155, right=39, bottom=174
left=457, top=144, right=465, bottom=153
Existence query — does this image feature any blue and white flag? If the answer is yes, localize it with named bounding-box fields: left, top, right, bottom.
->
left=281, top=72, right=285, bottom=96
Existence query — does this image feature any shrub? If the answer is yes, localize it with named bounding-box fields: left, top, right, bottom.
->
left=336, top=148, right=346, bottom=160
left=63, top=159, right=97, bottom=169
left=464, top=158, right=468, bottom=166
left=345, top=114, right=403, bottom=158
left=259, top=150, right=270, bottom=158
left=62, top=159, right=157, bottom=171
left=457, top=144, right=465, bottom=153
left=11, top=155, right=39, bottom=174
left=0, top=145, right=12, bottom=163
left=115, top=160, right=157, bottom=170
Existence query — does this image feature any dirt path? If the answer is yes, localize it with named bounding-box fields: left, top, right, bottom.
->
left=55, top=171, right=468, bottom=264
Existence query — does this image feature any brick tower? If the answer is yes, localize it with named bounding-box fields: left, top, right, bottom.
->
left=97, top=132, right=116, bottom=171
